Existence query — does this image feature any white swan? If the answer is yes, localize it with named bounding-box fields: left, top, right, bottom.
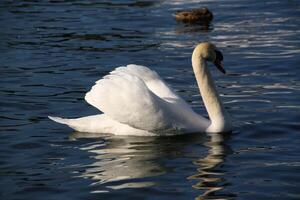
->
left=49, top=42, right=232, bottom=136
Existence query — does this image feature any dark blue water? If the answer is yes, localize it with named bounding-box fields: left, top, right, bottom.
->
left=1, top=0, right=300, bottom=199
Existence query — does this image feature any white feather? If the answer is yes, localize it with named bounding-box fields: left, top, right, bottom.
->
left=50, top=65, right=211, bottom=135
left=85, top=72, right=172, bottom=131
left=49, top=115, right=154, bottom=136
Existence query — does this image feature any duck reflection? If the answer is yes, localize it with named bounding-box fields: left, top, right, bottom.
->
left=188, top=133, right=233, bottom=200
left=175, top=24, right=213, bottom=34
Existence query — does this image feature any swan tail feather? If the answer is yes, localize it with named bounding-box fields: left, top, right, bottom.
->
left=48, top=114, right=154, bottom=136
left=48, top=116, right=70, bottom=125
left=48, top=116, right=84, bottom=132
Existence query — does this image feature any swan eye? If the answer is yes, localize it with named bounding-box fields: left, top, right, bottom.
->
left=215, top=50, right=223, bottom=61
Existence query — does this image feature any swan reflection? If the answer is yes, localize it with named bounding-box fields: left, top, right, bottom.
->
left=70, top=132, right=232, bottom=197
left=188, top=133, right=233, bottom=200
left=70, top=132, right=166, bottom=190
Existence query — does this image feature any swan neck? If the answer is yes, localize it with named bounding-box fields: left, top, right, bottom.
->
left=192, top=54, right=228, bottom=130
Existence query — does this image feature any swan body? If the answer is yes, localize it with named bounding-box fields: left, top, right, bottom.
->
left=49, top=42, right=232, bottom=136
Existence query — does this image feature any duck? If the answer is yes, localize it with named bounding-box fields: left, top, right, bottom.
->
left=49, top=42, right=232, bottom=136
left=174, top=7, right=213, bottom=25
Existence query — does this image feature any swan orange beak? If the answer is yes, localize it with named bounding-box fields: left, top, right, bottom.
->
left=214, top=50, right=226, bottom=74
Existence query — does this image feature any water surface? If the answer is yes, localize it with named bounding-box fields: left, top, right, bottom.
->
left=1, top=0, right=300, bottom=199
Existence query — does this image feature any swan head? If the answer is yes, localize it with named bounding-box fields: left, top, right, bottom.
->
left=193, top=42, right=226, bottom=74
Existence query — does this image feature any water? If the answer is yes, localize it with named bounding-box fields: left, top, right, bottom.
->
left=1, top=0, right=300, bottom=199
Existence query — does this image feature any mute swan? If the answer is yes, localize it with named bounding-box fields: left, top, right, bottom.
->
left=49, top=42, right=232, bottom=136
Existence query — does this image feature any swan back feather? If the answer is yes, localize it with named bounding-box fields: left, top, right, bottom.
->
left=85, top=71, right=171, bottom=131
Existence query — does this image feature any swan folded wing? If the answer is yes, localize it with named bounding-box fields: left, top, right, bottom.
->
left=110, top=64, right=185, bottom=104
left=85, top=73, right=172, bottom=131
left=110, top=64, right=160, bottom=82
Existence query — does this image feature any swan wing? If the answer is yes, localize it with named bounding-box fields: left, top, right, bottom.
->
left=111, top=65, right=208, bottom=123
left=85, top=72, right=173, bottom=131
left=110, top=64, right=187, bottom=105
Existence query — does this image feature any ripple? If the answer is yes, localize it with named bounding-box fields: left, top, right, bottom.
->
left=1, top=0, right=300, bottom=199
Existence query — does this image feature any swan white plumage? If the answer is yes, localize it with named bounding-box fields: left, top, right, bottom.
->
left=49, top=42, right=232, bottom=136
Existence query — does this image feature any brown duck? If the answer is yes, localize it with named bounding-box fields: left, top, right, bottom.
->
left=174, top=7, right=213, bottom=24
